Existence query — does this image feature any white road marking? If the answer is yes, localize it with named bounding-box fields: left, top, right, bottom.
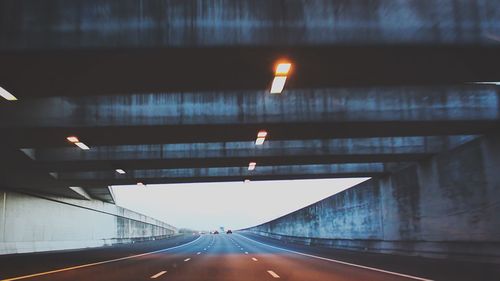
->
left=197, top=252, right=201, bottom=255
left=0, top=236, right=203, bottom=281
left=267, top=270, right=280, bottom=278
left=252, top=257, right=258, bottom=261
left=150, top=271, right=167, bottom=279
left=245, top=252, right=249, bottom=254
left=184, top=258, right=191, bottom=262
left=238, top=234, right=433, bottom=281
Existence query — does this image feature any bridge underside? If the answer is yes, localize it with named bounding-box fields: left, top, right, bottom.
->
left=0, top=0, right=499, bottom=204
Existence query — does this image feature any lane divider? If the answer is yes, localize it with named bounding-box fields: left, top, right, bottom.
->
left=237, top=234, right=433, bottom=281
left=150, top=271, right=167, bottom=279
left=0, top=236, right=203, bottom=281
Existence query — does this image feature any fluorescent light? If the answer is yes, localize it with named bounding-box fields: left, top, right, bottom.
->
left=66, top=136, right=80, bottom=143
left=257, top=130, right=268, bottom=138
left=473, top=81, right=500, bottom=86
left=275, top=63, right=291, bottom=76
left=248, top=162, right=256, bottom=171
left=0, top=86, right=17, bottom=101
left=255, top=130, right=267, bottom=145
left=270, top=76, right=287, bottom=94
left=115, top=169, right=126, bottom=174
left=75, top=142, right=90, bottom=150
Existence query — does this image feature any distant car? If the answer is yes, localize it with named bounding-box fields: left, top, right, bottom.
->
left=226, top=230, right=232, bottom=234
left=213, top=230, right=219, bottom=234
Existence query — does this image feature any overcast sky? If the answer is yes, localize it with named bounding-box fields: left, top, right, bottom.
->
left=111, top=178, right=369, bottom=231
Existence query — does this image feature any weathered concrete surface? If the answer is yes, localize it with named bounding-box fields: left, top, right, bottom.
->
left=1, top=0, right=500, bottom=49
left=58, top=163, right=394, bottom=181
left=246, top=133, right=500, bottom=263
left=0, top=86, right=497, bottom=128
left=0, top=189, right=177, bottom=255
left=32, top=136, right=475, bottom=162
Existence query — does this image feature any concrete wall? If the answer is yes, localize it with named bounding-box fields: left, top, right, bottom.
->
left=2, top=0, right=500, bottom=49
left=247, top=134, right=500, bottom=263
left=0, top=190, right=177, bottom=255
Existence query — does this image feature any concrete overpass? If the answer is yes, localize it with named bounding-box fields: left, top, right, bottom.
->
left=1, top=1, right=500, bottom=280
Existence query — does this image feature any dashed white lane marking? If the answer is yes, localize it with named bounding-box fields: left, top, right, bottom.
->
left=0, top=236, right=203, bottom=281
left=267, top=270, right=280, bottom=278
left=238, top=234, right=433, bottom=281
left=197, top=252, right=201, bottom=255
left=184, top=258, right=191, bottom=262
left=150, top=271, right=167, bottom=279
left=252, top=257, right=258, bottom=262
left=245, top=252, right=249, bottom=254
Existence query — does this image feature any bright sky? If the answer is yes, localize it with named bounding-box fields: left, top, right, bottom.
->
left=111, top=178, right=369, bottom=231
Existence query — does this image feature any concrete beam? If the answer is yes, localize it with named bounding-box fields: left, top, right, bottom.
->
left=2, top=86, right=497, bottom=127
left=13, top=136, right=475, bottom=172
left=58, top=163, right=394, bottom=184
left=32, top=136, right=475, bottom=162
left=0, top=147, right=95, bottom=200
left=0, top=86, right=498, bottom=147
left=1, top=0, right=499, bottom=50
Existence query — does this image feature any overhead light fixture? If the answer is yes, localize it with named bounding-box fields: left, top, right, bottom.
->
left=67, top=135, right=90, bottom=150
left=270, top=61, right=292, bottom=94
left=472, top=81, right=500, bottom=86
left=255, top=130, right=268, bottom=145
left=0, top=86, right=17, bottom=101
left=74, top=142, right=90, bottom=150
left=66, top=136, right=80, bottom=143
left=255, top=138, right=265, bottom=145
left=270, top=76, right=287, bottom=94
left=115, top=169, right=126, bottom=174
left=248, top=162, right=256, bottom=171
left=275, top=63, right=292, bottom=76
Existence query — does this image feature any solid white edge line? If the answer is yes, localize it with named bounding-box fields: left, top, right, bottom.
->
left=267, top=270, right=280, bottom=278
left=0, top=236, right=203, bottom=281
left=237, top=234, right=433, bottom=281
left=150, top=271, right=167, bottom=279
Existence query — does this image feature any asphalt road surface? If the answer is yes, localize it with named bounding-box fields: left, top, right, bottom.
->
left=0, top=233, right=497, bottom=281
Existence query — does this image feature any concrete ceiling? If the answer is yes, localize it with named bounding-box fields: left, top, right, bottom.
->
left=1, top=0, right=499, bottom=202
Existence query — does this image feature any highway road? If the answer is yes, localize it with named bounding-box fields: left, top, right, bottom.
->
left=0, top=233, right=498, bottom=281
